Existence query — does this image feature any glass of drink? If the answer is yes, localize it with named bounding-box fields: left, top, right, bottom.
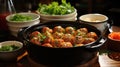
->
left=0, top=0, right=16, bottom=31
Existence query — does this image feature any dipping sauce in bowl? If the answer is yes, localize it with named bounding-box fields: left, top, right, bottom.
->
left=79, top=14, right=108, bottom=22
left=79, top=13, right=108, bottom=32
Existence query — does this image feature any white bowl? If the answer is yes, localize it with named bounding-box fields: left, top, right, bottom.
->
left=40, top=13, right=77, bottom=22
left=79, top=13, right=108, bottom=32
left=79, top=13, right=108, bottom=22
left=0, top=41, right=24, bottom=61
left=6, top=12, right=40, bottom=37
left=38, top=9, right=77, bottom=19
left=6, top=12, right=40, bottom=23
left=37, top=9, right=77, bottom=22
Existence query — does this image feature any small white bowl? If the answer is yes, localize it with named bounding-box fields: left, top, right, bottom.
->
left=79, top=13, right=108, bottom=32
left=6, top=12, right=40, bottom=37
left=0, top=41, right=24, bottom=61
left=6, top=12, right=40, bottom=23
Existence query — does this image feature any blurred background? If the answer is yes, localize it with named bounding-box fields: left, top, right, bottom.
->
left=12, top=0, right=120, bottom=26
left=0, top=0, right=120, bottom=31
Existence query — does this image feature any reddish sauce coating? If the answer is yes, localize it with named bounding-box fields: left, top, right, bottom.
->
left=29, top=26, right=98, bottom=48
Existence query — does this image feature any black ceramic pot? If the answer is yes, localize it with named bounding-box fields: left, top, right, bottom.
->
left=18, top=21, right=106, bottom=66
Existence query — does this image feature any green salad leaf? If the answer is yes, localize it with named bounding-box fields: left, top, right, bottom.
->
left=0, top=45, right=19, bottom=51
left=10, top=14, right=32, bottom=22
left=37, top=0, right=75, bottom=15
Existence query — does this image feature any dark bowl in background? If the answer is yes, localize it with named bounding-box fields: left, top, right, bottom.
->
left=18, top=21, right=106, bottom=66
left=107, top=37, right=120, bottom=52
left=0, top=41, right=25, bottom=62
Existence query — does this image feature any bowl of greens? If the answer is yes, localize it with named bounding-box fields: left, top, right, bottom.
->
left=0, top=41, right=24, bottom=62
left=37, top=0, right=77, bottom=22
left=6, top=12, right=40, bottom=37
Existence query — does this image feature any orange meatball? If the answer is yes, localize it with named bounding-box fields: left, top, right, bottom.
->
left=30, top=31, right=41, bottom=38
left=59, top=42, right=73, bottom=48
left=74, top=36, right=85, bottom=44
left=87, top=32, right=98, bottom=39
left=83, top=38, right=95, bottom=44
left=52, top=32, right=64, bottom=39
left=79, top=28, right=88, bottom=33
left=43, top=36, right=54, bottom=44
left=30, top=37, right=41, bottom=45
left=43, top=30, right=52, bottom=37
left=76, top=29, right=86, bottom=36
left=51, top=39, right=64, bottom=48
left=42, top=27, right=53, bottom=33
left=42, top=43, right=53, bottom=47
left=53, top=26, right=65, bottom=33
left=75, top=44, right=84, bottom=47
left=62, top=34, right=75, bottom=44
left=65, top=26, right=76, bottom=35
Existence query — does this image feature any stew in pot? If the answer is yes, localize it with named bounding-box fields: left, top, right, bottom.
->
left=29, top=26, right=98, bottom=48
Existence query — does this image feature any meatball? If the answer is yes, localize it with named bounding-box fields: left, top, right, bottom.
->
left=52, top=32, right=64, bottom=39
left=42, top=43, right=53, bottom=47
left=30, top=37, right=41, bottom=45
left=87, top=32, right=98, bottom=39
left=43, top=30, right=52, bottom=37
left=42, top=27, right=53, bottom=33
left=83, top=38, right=95, bottom=44
left=62, top=34, right=75, bottom=44
left=76, top=29, right=87, bottom=37
left=43, top=36, right=54, bottom=44
left=75, top=44, right=84, bottom=47
left=30, top=31, right=41, bottom=38
left=59, top=42, right=73, bottom=48
left=74, top=36, right=85, bottom=44
left=65, top=26, right=76, bottom=35
left=79, top=28, right=88, bottom=33
left=30, top=31, right=46, bottom=44
left=51, top=39, right=64, bottom=48
left=53, top=26, right=65, bottom=33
